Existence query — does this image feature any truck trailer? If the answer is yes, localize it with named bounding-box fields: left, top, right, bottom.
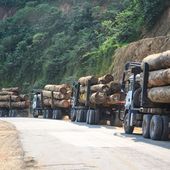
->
left=71, top=78, right=125, bottom=126
left=32, top=89, right=70, bottom=119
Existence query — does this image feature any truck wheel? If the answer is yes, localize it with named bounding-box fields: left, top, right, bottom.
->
left=76, top=110, right=80, bottom=122
left=150, top=115, right=163, bottom=140
left=33, top=110, right=38, bottom=118
left=86, top=110, right=90, bottom=124
left=161, top=116, right=170, bottom=141
left=123, top=113, right=134, bottom=134
left=133, top=88, right=141, bottom=108
left=142, top=114, right=152, bottom=138
left=77, top=110, right=86, bottom=122
left=89, top=110, right=95, bottom=125
left=71, top=109, right=76, bottom=122
left=43, top=110, right=46, bottom=119
left=53, top=110, right=62, bottom=120
left=94, top=109, right=100, bottom=125
left=110, top=113, right=122, bottom=127
left=0, top=110, right=3, bottom=117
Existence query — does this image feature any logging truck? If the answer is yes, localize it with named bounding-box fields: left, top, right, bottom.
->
left=71, top=78, right=125, bottom=126
left=122, top=60, right=170, bottom=140
left=0, top=87, right=29, bottom=117
left=32, top=89, right=70, bottom=119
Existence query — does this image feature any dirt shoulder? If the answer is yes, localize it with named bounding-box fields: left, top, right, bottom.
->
left=0, top=120, right=39, bottom=170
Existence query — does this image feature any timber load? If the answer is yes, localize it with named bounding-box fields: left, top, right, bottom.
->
left=141, top=50, right=170, bottom=104
left=0, top=87, right=29, bottom=109
left=42, top=84, right=71, bottom=108
left=78, top=74, right=124, bottom=106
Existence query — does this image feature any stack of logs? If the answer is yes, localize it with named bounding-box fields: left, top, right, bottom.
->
left=42, top=84, right=71, bottom=108
left=0, top=87, right=29, bottom=109
left=78, top=74, right=125, bottom=106
left=142, top=50, right=170, bottom=103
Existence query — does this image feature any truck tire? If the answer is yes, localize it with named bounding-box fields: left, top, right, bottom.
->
left=150, top=115, right=163, bottom=140
left=88, top=110, right=95, bottom=125
left=53, top=110, right=62, bottom=119
left=123, top=113, right=134, bottom=134
left=33, top=110, right=39, bottom=118
left=88, top=109, right=99, bottom=125
left=47, top=110, right=53, bottom=119
left=43, top=110, right=46, bottom=119
left=133, top=88, right=141, bottom=108
left=86, top=110, right=90, bottom=124
left=77, top=109, right=87, bottom=122
left=0, top=110, right=3, bottom=117
left=71, top=109, right=76, bottom=122
left=161, top=116, right=170, bottom=141
left=76, top=110, right=80, bottom=122
left=142, top=114, right=152, bottom=138
left=94, top=109, right=100, bottom=125
left=110, top=113, right=122, bottom=127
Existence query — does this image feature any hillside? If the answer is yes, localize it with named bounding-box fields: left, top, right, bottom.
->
left=0, top=0, right=168, bottom=91
left=110, top=6, right=170, bottom=81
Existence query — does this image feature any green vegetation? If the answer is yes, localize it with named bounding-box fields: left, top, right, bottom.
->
left=0, top=0, right=167, bottom=92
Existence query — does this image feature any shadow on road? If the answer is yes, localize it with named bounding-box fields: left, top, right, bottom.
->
left=118, top=132, right=170, bottom=150
left=72, top=122, right=118, bottom=130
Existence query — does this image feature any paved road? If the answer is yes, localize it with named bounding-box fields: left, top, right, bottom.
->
left=1, top=118, right=170, bottom=170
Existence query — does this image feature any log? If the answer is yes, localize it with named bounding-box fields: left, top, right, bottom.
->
left=0, top=95, right=20, bottom=102
left=142, top=50, right=170, bottom=71
left=148, top=69, right=170, bottom=87
left=80, top=84, right=109, bottom=93
left=98, top=74, right=114, bottom=84
left=80, top=85, right=86, bottom=93
left=19, top=94, right=29, bottom=101
left=42, top=90, right=68, bottom=100
left=44, top=84, right=67, bottom=94
left=148, top=86, right=170, bottom=103
left=2, top=87, right=19, bottom=93
left=0, top=91, right=17, bottom=95
left=0, top=101, right=29, bottom=109
left=91, top=84, right=109, bottom=93
left=78, top=76, right=98, bottom=86
left=43, top=99, right=70, bottom=108
left=107, top=81, right=121, bottom=94
left=107, top=92, right=125, bottom=105
left=90, top=92, right=107, bottom=104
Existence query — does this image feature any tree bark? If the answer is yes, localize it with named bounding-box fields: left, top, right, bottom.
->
left=43, top=99, right=70, bottom=108
left=44, top=84, right=67, bottom=94
left=0, top=91, right=17, bottom=95
left=107, top=81, right=121, bottom=94
left=148, top=86, right=170, bottom=103
left=19, top=94, right=29, bottom=101
left=2, top=87, right=19, bottom=93
left=90, top=92, right=107, bottom=104
left=107, top=92, right=125, bottom=104
left=91, top=84, right=109, bottom=93
left=148, top=69, right=170, bottom=87
left=0, top=95, right=20, bottom=102
left=98, top=74, right=114, bottom=84
left=42, top=90, right=68, bottom=100
left=142, top=50, right=170, bottom=71
left=78, top=76, right=98, bottom=86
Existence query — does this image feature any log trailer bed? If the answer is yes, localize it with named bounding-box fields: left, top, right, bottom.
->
left=31, top=89, right=70, bottom=119
left=122, top=62, right=170, bottom=140
left=71, top=81, right=125, bottom=126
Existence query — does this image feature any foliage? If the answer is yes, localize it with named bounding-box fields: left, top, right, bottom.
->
left=0, top=0, right=167, bottom=91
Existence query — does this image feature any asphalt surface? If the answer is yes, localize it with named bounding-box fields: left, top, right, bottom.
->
left=1, top=118, right=170, bottom=170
